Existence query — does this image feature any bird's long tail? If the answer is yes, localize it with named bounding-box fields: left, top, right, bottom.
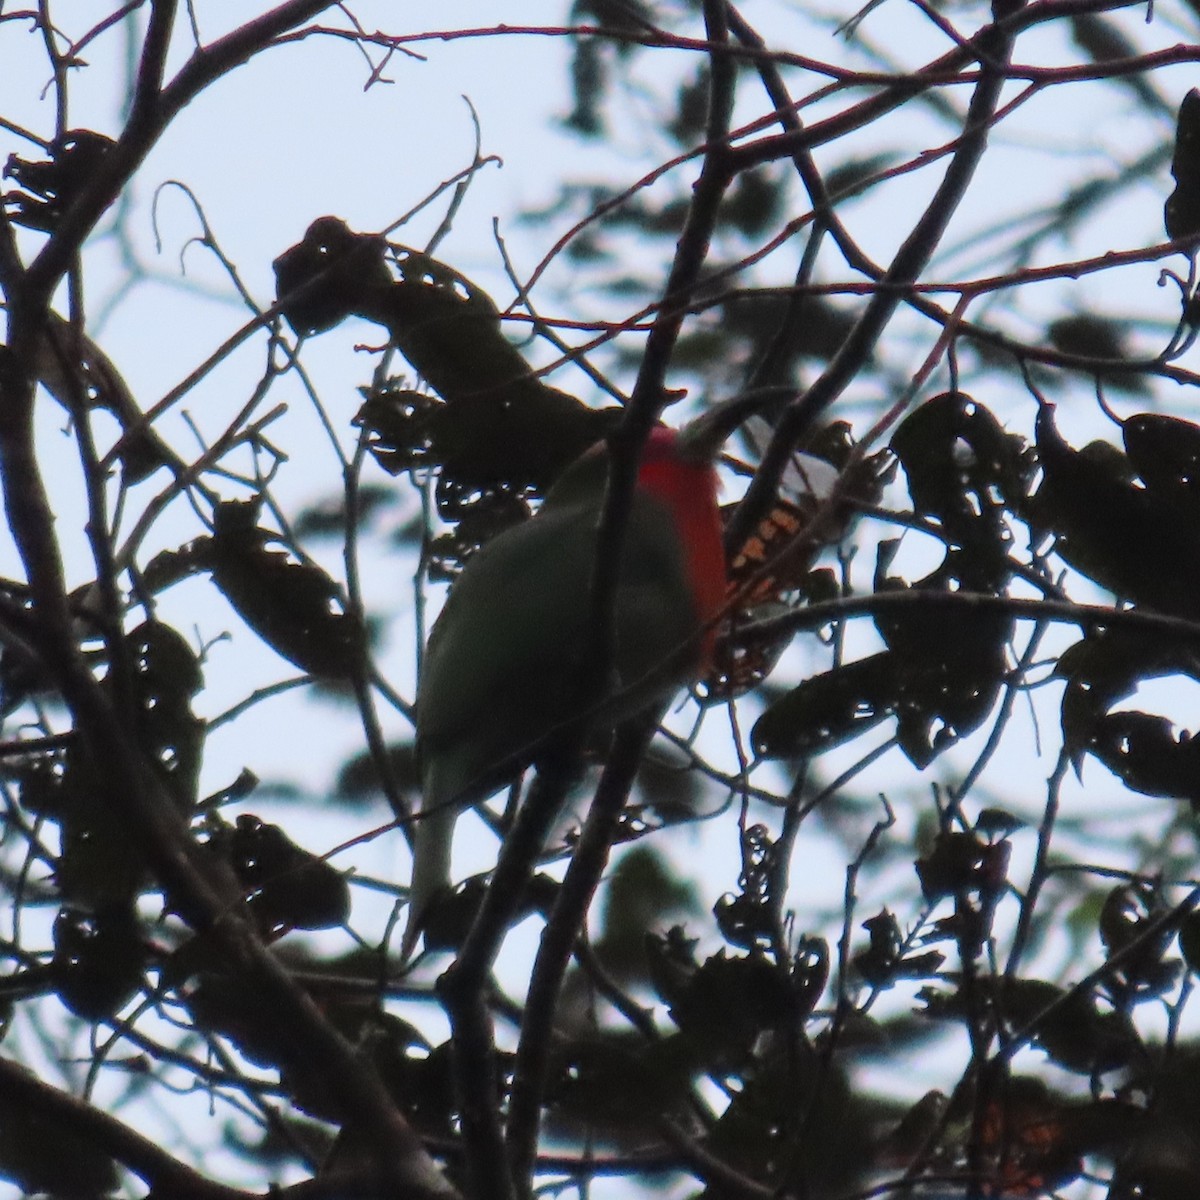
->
left=400, top=794, right=456, bottom=961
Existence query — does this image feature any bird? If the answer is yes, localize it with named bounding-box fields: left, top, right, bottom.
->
left=403, top=398, right=759, bottom=959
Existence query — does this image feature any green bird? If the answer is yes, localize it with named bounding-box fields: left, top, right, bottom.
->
left=404, top=401, right=759, bottom=958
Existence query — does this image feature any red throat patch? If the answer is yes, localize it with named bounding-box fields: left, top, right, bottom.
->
left=637, top=432, right=727, bottom=669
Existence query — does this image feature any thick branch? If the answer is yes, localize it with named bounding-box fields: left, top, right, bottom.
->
left=743, top=586, right=1200, bottom=646
left=0, top=1056, right=248, bottom=1200
left=506, top=713, right=659, bottom=1188
left=0, top=9, right=452, bottom=1195
left=587, top=0, right=737, bottom=749
left=439, top=760, right=581, bottom=1200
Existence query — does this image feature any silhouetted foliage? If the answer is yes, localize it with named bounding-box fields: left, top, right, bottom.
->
left=3, top=5, right=1200, bottom=1200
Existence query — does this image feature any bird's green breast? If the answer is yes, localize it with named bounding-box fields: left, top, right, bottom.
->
left=416, top=482, right=702, bottom=810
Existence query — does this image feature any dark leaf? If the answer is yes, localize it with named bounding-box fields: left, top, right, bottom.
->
left=825, top=152, right=898, bottom=201
left=3, top=129, right=114, bottom=232
left=854, top=909, right=903, bottom=987
left=210, top=500, right=363, bottom=680
left=354, top=383, right=441, bottom=477
left=644, top=925, right=701, bottom=1015
left=11, top=748, right=74, bottom=820
left=124, top=620, right=204, bottom=811
left=1113, top=1049, right=1200, bottom=1200
left=1180, top=910, right=1200, bottom=975
left=1166, top=89, right=1200, bottom=240
left=1047, top=314, right=1150, bottom=394
left=47, top=727, right=160, bottom=911
left=359, top=242, right=528, bottom=400
left=1055, top=626, right=1200, bottom=772
left=564, top=37, right=607, bottom=136
left=1115, top=1141, right=1200, bottom=1200
left=854, top=912, right=945, bottom=988
left=272, top=215, right=391, bottom=336
left=1123, top=412, right=1200, bottom=516
left=595, top=846, right=701, bottom=980
left=755, top=576, right=1009, bottom=768
left=752, top=653, right=895, bottom=759
left=334, top=741, right=421, bottom=805
left=1000, top=978, right=1140, bottom=1075
left=891, top=390, right=1030, bottom=570
left=667, top=62, right=710, bottom=146
left=1098, top=881, right=1182, bottom=1002
left=417, top=874, right=549, bottom=956
left=56, top=809, right=151, bottom=910
left=425, top=489, right=532, bottom=578
left=722, top=167, right=784, bottom=237
left=141, top=536, right=215, bottom=595
left=52, top=903, right=145, bottom=1020
left=915, top=830, right=1009, bottom=902
left=187, top=974, right=293, bottom=1073
left=355, top=360, right=616, bottom=505
left=573, top=0, right=656, bottom=37
left=1047, top=314, right=1127, bottom=360
left=1070, top=12, right=1138, bottom=65
left=664, top=950, right=800, bottom=1052
left=975, top=807, right=1026, bottom=838
left=550, top=1032, right=698, bottom=1128
left=876, top=587, right=1010, bottom=767
left=721, top=290, right=857, bottom=367
left=701, top=1043, right=869, bottom=1196
left=1087, top=710, right=1200, bottom=805
left=874, top=1090, right=948, bottom=1169
left=292, top=485, right=395, bottom=539
left=632, top=749, right=710, bottom=825
left=209, top=815, right=351, bottom=935
left=713, top=824, right=778, bottom=950
left=791, top=935, right=831, bottom=1018
left=1031, top=402, right=1200, bottom=616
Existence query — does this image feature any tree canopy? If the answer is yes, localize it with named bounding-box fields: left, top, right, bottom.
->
left=3, top=4, right=1200, bottom=1199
